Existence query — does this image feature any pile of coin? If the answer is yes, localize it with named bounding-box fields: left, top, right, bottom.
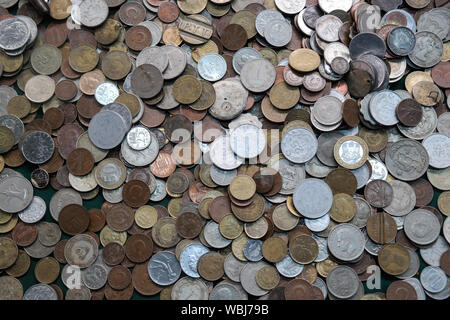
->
left=0, top=0, right=449, bottom=301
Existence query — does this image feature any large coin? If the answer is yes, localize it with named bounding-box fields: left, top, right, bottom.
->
left=385, top=139, right=429, bottom=181
left=293, top=178, right=333, bottom=219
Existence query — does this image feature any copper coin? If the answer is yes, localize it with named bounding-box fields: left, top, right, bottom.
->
left=366, top=212, right=397, bottom=244
left=342, top=99, right=360, bottom=127
left=140, top=106, right=166, bottom=128
left=175, top=211, right=203, bottom=239
left=57, top=123, right=84, bottom=159
left=150, top=151, right=176, bottom=178
left=118, top=1, right=146, bottom=26
left=221, top=24, right=247, bottom=51
left=386, top=281, right=417, bottom=300
left=68, top=29, right=97, bottom=49
left=346, top=69, right=373, bottom=98
left=122, top=180, right=150, bottom=208
left=26, top=119, right=52, bottom=135
left=55, top=80, right=77, bottom=101
left=104, top=283, right=133, bottom=300
left=43, top=108, right=65, bottom=130
left=189, top=181, right=213, bottom=203
left=440, top=250, right=450, bottom=277
left=395, top=229, right=417, bottom=252
left=163, top=114, right=193, bottom=144
left=108, top=265, right=132, bottom=290
left=56, top=165, right=71, bottom=187
left=158, top=1, right=179, bottom=23
left=53, top=240, right=68, bottom=264
left=11, top=221, right=38, bottom=247
left=252, top=169, right=274, bottom=194
left=409, top=178, right=434, bottom=207
left=431, top=61, right=450, bottom=89
left=106, top=203, right=135, bottom=232
left=261, top=169, right=283, bottom=197
left=88, top=209, right=105, bottom=233
left=66, top=148, right=94, bottom=176
left=128, top=169, right=152, bottom=185
left=44, top=21, right=69, bottom=47
left=325, top=168, right=357, bottom=195
left=284, top=279, right=314, bottom=300
left=364, top=180, right=394, bottom=208
left=131, top=64, right=164, bottom=99
left=125, top=26, right=152, bottom=51
left=396, top=98, right=423, bottom=127
left=208, top=196, right=232, bottom=223
left=102, top=242, right=125, bottom=266
left=125, top=234, right=153, bottom=263
left=197, top=252, right=225, bottom=281
left=58, top=204, right=90, bottom=235
left=131, top=263, right=163, bottom=296
left=59, top=103, right=78, bottom=124
left=76, top=95, right=102, bottom=119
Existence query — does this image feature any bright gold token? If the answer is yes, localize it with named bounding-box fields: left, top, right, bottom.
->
left=255, top=265, right=280, bottom=290
left=269, top=82, right=300, bottom=110
left=289, top=234, right=318, bottom=264
left=7, top=96, right=31, bottom=119
left=378, top=243, right=410, bottom=276
left=191, top=40, right=219, bottom=62
left=219, top=214, right=243, bottom=240
left=173, top=75, right=203, bottom=105
left=316, top=258, right=338, bottom=278
left=99, top=225, right=127, bottom=247
left=0, top=214, right=18, bottom=234
left=34, top=257, right=60, bottom=284
left=334, top=136, right=369, bottom=170
left=231, top=233, right=249, bottom=262
left=437, top=191, right=450, bottom=217
left=289, top=49, right=321, bottom=72
left=135, top=205, right=158, bottom=229
left=329, top=193, right=357, bottom=223
left=115, top=93, right=140, bottom=118
left=229, top=175, right=256, bottom=201
left=177, top=0, right=208, bottom=15
left=0, top=51, right=23, bottom=73
left=69, top=45, right=99, bottom=73
left=262, top=237, right=287, bottom=263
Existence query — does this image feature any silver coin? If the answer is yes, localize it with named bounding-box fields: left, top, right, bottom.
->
left=318, top=0, right=352, bottom=13
left=316, top=15, right=342, bottom=42
left=305, top=156, right=333, bottom=178
left=37, top=222, right=61, bottom=247
left=293, top=178, right=333, bottom=219
left=409, top=31, right=444, bottom=68
left=64, top=234, right=99, bottom=269
left=425, top=278, right=450, bottom=300
left=305, top=213, right=330, bottom=233
left=0, top=176, right=33, bottom=213
left=68, top=171, right=98, bottom=192
left=403, top=277, right=426, bottom=300
left=136, top=46, right=168, bottom=72
left=20, top=131, right=55, bottom=164
left=209, top=281, right=243, bottom=300
left=420, top=266, right=447, bottom=293
left=81, top=263, right=108, bottom=290
left=350, top=197, right=372, bottom=229
left=209, top=80, right=248, bottom=121
left=383, top=180, right=416, bottom=217
left=23, top=284, right=57, bottom=301
left=18, top=196, right=46, bottom=224
left=264, top=19, right=292, bottom=47
left=312, top=96, right=343, bottom=126
left=398, top=106, right=437, bottom=140
left=76, top=131, right=108, bottom=163
left=78, top=0, right=109, bottom=27
left=161, top=45, right=187, bottom=80
left=326, top=265, right=360, bottom=299
left=126, top=125, right=151, bottom=151
left=150, top=178, right=167, bottom=202
left=0, top=17, right=30, bottom=51
left=417, top=8, right=450, bottom=41
left=61, top=264, right=82, bottom=289
left=209, top=134, right=244, bottom=171
left=230, top=124, right=266, bottom=159
left=367, top=158, right=388, bottom=183
left=209, top=165, right=237, bottom=186
left=0, top=0, right=18, bottom=8
left=120, top=131, right=158, bottom=166
left=281, top=127, right=318, bottom=164
left=359, top=92, right=378, bottom=126
left=351, top=162, right=371, bottom=189
left=269, top=157, right=305, bottom=195
left=95, top=82, right=119, bottom=105
left=24, top=239, right=55, bottom=259
left=312, top=277, right=328, bottom=299
left=437, top=112, right=450, bottom=136
left=275, top=0, right=305, bottom=14
left=171, top=276, right=209, bottom=300
left=102, top=186, right=123, bottom=204
left=197, top=53, right=226, bottom=82
left=255, top=9, right=284, bottom=37
left=65, top=286, right=91, bottom=300
left=328, top=223, right=365, bottom=262
left=243, top=239, right=263, bottom=262
left=396, top=248, right=420, bottom=280
left=0, top=85, right=17, bottom=116
left=404, top=208, right=441, bottom=246
left=232, top=47, right=261, bottom=75
left=296, top=8, right=313, bottom=36
left=275, top=253, right=304, bottom=278
left=240, top=59, right=276, bottom=93
left=444, top=217, right=450, bottom=244
left=224, top=253, right=246, bottom=282
left=240, top=261, right=270, bottom=297
left=385, top=139, right=429, bottom=181
left=204, top=220, right=232, bottom=249
left=138, top=20, right=162, bottom=46
left=16, top=15, right=37, bottom=47
left=104, top=102, right=132, bottom=129
left=179, top=243, right=210, bottom=278
left=369, top=90, right=401, bottom=126
left=422, top=133, right=450, bottom=169
left=420, top=236, right=450, bottom=267
left=324, top=42, right=351, bottom=66
left=313, top=234, right=329, bottom=262
left=88, top=110, right=128, bottom=149
left=148, top=251, right=181, bottom=286
left=49, top=188, right=83, bottom=222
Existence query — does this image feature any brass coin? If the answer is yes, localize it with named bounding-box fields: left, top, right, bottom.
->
left=0, top=155, right=4, bottom=173
left=6, top=96, right=31, bottom=119
left=405, top=71, right=433, bottom=93
left=100, top=225, right=127, bottom=247
left=162, top=27, right=183, bottom=46
left=69, top=45, right=99, bottom=73
left=135, top=205, right=158, bottom=229
left=0, top=125, right=15, bottom=154
left=329, top=193, right=357, bottom=223
left=296, top=264, right=317, bottom=285
left=207, top=1, right=230, bottom=17
left=191, top=40, right=219, bottom=62
left=231, top=233, right=249, bottom=261
left=167, top=198, right=183, bottom=218
left=151, top=217, right=181, bottom=248
left=289, top=49, right=321, bottom=72
left=366, top=212, right=397, bottom=244
left=272, top=203, right=299, bottom=231
left=178, top=14, right=213, bottom=45
left=0, top=209, right=12, bottom=224
left=325, top=168, right=357, bottom=195
left=255, top=265, right=280, bottom=290
left=115, top=93, right=140, bottom=118
left=0, top=237, right=18, bottom=269
left=177, top=0, right=208, bottom=15
left=190, top=80, right=216, bottom=111
left=333, top=136, right=369, bottom=170
left=219, top=214, right=243, bottom=240
left=412, top=81, right=442, bottom=107
left=0, top=276, right=23, bottom=300
left=262, top=237, right=287, bottom=263
left=358, top=127, right=388, bottom=153
left=269, top=82, right=300, bottom=110
left=230, top=10, right=257, bottom=39
left=95, top=19, right=122, bottom=45
left=231, top=193, right=265, bottom=223
left=316, top=258, right=338, bottom=278
left=378, top=243, right=410, bottom=276
left=101, top=50, right=132, bottom=80
left=197, top=252, right=225, bottom=281
left=289, top=234, right=319, bottom=265
left=173, top=75, right=202, bottom=104
left=437, top=191, right=450, bottom=217
left=6, top=250, right=30, bottom=278
left=0, top=51, right=23, bottom=73
left=0, top=215, right=18, bottom=233
left=49, top=0, right=71, bottom=20
left=34, top=257, right=60, bottom=284
left=229, top=175, right=256, bottom=201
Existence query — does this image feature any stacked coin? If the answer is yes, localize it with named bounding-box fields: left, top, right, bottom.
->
left=0, top=0, right=450, bottom=301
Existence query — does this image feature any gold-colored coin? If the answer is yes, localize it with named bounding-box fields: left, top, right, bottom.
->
left=190, top=80, right=216, bottom=111
left=69, top=45, right=99, bottom=73
left=272, top=203, right=299, bottom=231
left=0, top=276, right=23, bottom=300
left=191, top=40, right=219, bottom=62
left=197, top=252, right=225, bottom=281
left=0, top=237, right=18, bottom=269
left=99, top=225, right=127, bottom=247
left=17, top=69, right=36, bottom=92
left=296, top=264, right=317, bottom=284
left=0, top=51, right=23, bottom=73
left=198, top=197, right=213, bottom=219
left=378, top=243, right=410, bottom=276
left=4, top=148, right=26, bottom=168
left=229, top=175, right=256, bottom=201
left=0, top=209, right=12, bottom=224
left=34, top=257, right=60, bottom=284
left=316, top=258, right=338, bottom=278
left=21, top=112, right=38, bottom=124
left=179, top=15, right=213, bottom=45
left=289, top=49, right=320, bottom=72
left=95, top=19, right=122, bottom=45
left=269, top=82, right=300, bottom=110
left=0, top=155, right=4, bottom=173
left=0, top=213, right=17, bottom=234
left=437, top=191, right=450, bottom=217
left=206, top=1, right=230, bottom=17
left=442, top=42, right=450, bottom=61
left=173, top=75, right=203, bottom=104
left=244, top=217, right=269, bottom=239
left=7, top=96, right=31, bottom=119
left=262, top=237, right=287, bottom=263
left=151, top=217, right=181, bottom=248
left=135, top=205, right=158, bottom=229
left=286, top=196, right=302, bottom=217
left=334, top=136, right=369, bottom=170
left=230, top=10, right=257, bottom=39
left=405, top=71, right=433, bottom=93
left=231, top=233, right=249, bottom=261
left=115, top=93, right=140, bottom=118
left=361, top=293, right=386, bottom=300
left=6, top=250, right=31, bottom=278
left=358, top=127, right=388, bottom=153
left=329, top=193, right=357, bottom=223
left=162, top=27, right=183, bottom=46
left=219, top=214, right=243, bottom=240
left=264, top=0, right=276, bottom=9
left=160, top=286, right=173, bottom=300
left=168, top=198, right=183, bottom=218
left=101, top=50, right=131, bottom=80
left=412, top=81, right=442, bottom=106
left=49, top=0, right=71, bottom=19
left=259, top=47, right=278, bottom=66
left=177, top=0, right=208, bottom=15
left=289, top=234, right=319, bottom=264
left=0, top=125, right=15, bottom=154
left=255, top=265, right=280, bottom=290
